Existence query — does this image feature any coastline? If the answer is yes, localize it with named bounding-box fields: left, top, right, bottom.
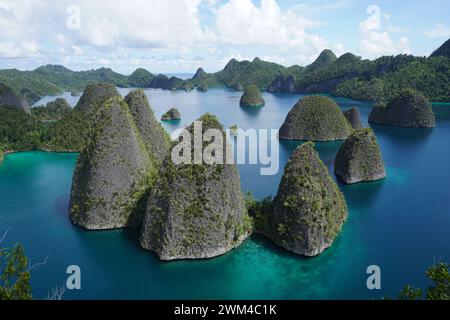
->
left=4, top=148, right=79, bottom=156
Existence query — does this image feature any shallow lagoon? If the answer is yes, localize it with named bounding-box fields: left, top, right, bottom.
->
left=1, top=88, right=449, bottom=299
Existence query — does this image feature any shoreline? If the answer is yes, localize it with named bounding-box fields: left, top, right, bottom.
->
left=4, top=149, right=79, bottom=156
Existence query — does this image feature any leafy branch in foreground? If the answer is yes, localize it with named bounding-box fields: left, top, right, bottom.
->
left=0, top=243, right=32, bottom=300
left=398, top=262, right=449, bottom=300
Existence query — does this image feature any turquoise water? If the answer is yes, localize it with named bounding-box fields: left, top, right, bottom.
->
left=1, top=88, right=449, bottom=299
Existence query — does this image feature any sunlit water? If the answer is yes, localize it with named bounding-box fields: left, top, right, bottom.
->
left=2, top=88, right=449, bottom=299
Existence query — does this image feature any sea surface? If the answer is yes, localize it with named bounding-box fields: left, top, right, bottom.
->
left=2, top=88, right=450, bottom=299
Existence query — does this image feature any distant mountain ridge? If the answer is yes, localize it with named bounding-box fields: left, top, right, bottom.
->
left=1, top=37, right=449, bottom=103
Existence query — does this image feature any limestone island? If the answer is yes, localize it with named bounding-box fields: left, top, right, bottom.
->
left=344, top=107, right=362, bottom=129
left=369, top=89, right=436, bottom=128
left=69, top=90, right=170, bottom=230
left=239, top=85, right=265, bottom=107
left=255, top=142, right=348, bottom=257
left=279, top=96, right=353, bottom=141
left=334, top=128, right=386, bottom=184
left=74, top=82, right=120, bottom=114
left=161, top=108, right=181, bottom=121
left=140, top=114, right=252, bottom=261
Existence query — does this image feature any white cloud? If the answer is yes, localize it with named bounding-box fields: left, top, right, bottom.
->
left=0, top=0, right=210, bottom=56
left=424, top=23, right=450, bottom=38
left=213, top=0, right=342, bottom=65
left=359, top=5, right=410, bottom=57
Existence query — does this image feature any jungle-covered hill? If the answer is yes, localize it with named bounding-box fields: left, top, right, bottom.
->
left=1, top=37, right=449, bottom=103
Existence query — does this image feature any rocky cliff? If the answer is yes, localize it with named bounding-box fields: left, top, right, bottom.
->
left=124, top=90, right=171, bottom=164
left=344, top=107, right=363, bottom=129
left=0, top=83, right=30, bottom=114
left=140, top=114, right=251, bottom=260
left=369, top=89, right=435, bottom=128
left=334, top=128, right=386, bottom=184
left=261, top=142, right=348, bottom=256
left=69, top=96, right=156, bottom=230
left=268, top=75, right=296, bottom=93
left=74, top=83, right=120, bottom=114
left=279, top=96, right=353, bottom=141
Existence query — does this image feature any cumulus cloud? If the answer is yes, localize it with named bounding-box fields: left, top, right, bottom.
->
left=423, top=23, right=450, bottom=39
left=214, top=0, right=343, bottom=65
left=359, top=5, right=410, bottom=57
left=0, top=0, right=211, bottom=57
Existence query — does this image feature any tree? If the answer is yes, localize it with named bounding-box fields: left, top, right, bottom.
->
left=398, top=263, right=449, bottom=300
left=0, top=243, right=32, bottom=300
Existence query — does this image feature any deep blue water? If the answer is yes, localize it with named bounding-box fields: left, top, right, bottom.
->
left=2, top=88, right=449, bottom=299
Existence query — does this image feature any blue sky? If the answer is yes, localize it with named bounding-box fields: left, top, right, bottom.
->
left=0, top=0, right=449, bottom=74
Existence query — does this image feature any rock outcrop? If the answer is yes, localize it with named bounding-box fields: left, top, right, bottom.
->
left=197, top=82, right=208, bottom=92
left=430, top=37, right=450, bottom=59
left=71, top=91, right=81, bottom=97
left=306, top=49, right=337, bottom=72
left=262, top=142, right=348, bottom=256
left=140, top=114, right=251, bottom=261
left=128, top=68, right=154, bottom=88
left=149, top=75, right=184, bottom=91
left=268, top=75, right=296, bottom=93
left=344, top=107, right=362, bottom=129
left=0, top=83, right=30, bottom=114
left=69, top=96, right=156, bottom=230
left=239, top=85, right=265, bottom=107
left=74, top=83, right=120, bottom=114
left=334, top=128, right=386, bottom=184
left=369, top=89, right=435, bottom=128
left=279, top=96, right=353, bottom=141
left=124, top=90, right=171, bottom=164
left=192, top=68, right=207, bottom=80
left=161, top=108, right=181, bottom=121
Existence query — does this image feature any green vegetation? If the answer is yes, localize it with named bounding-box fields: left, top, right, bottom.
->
left=1, top=38, right=450, bottom=104
left=335, top=77, right=385, bottom=102
left=240, top=85, right=265, bottom=107
left=279, top=95, right=353, bottom=141
left=334, top=128, right=386, bottom=184
left=0, top=107, right=45, bottom=151
left=267, top=142, right=347, bottom=256
left=34, top=65, right=129, bottom=90
left=430, top=38, right=450, bottom=58
left=217, top=57, right=291, bottom=90
left=369, top=88, right=436, bottom=128
left=128, top=68, right=154, bottom=87
left=0, top=69, right=62, bottom=104
left=31, top=98, right=71, bottom=122
left=0, top=83, right=122, bottom=153
left=229, top=125, right=238, bottom=136
left=306, top=49, right=337, bottom=72
left=0, top=243, right=32, bottom=300
left=141, top=113, right=249, bottom=260
left=0, top=65, right=128, bottom=105
left=398, top=263, right=449, bottom=300
left=197, top=82, right=208, bottom=92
